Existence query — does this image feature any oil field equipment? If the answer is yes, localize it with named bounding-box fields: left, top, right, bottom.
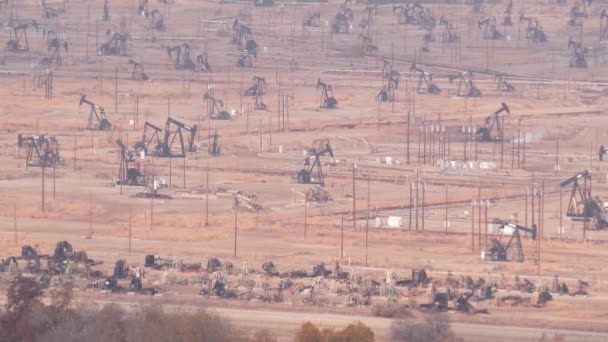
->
left=332, top=0, right=353, bottom=33
left=496, top=74, right=515, bottom=92
left=6, top=20, right=38, bottom=52
left=209, top=129, right=221, bottom=156
left=204, top=93, right=231, bottom=120
left=17, top=134, right=62, bottom=168
left=244, top=76, right=266, bottom=96
left=297, top=139, right=334, bottom=186
left=486, top=220, right=537, bottom=262
left=519, top=15, right=547, bottom=43
left=568, top=38, right=587, bottom=68
left=439, top=17, right=457, bottom=43
left=129, top=59, right=149, bottom=81
left=449, top=71, right=481, bottom=97
left=303, top=11, right=320, bottom=27
left=317, top=78, right=337, bottom=109
left=98, top=30, right=127, bottom=56
left=478, top=17, right=503, bottom=40
left=476, top=103, right=510, bottom=142
left=79, top=96, right=112, bottom=131
left=411, top=63, right=440, bottom=94
left=116, top=139, right=147, bottom=186
left=166, top=43, right=195, bottom=70
left=560, top=170, right=608, bottom=229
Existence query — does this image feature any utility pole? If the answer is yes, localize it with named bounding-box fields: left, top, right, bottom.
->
left=304, top=192, right=308, bottom=238
left=128, top=208, right=132, bottom=253
left=352, top=165, right=356, bottom=228
left=366, top=177, right=370, bottom=266
left=205, top=165, right=209, bottom=227
left=41, top=166, right=45, bottom=213
left=233, top=198, right=239, bottom=257
left=150, top=160, right=155, bottom=230
left=340, top=216, right=344, bottom=259
left=14, top=204, right=17, bottom=246
left=88, top=192, right=93, bottom=238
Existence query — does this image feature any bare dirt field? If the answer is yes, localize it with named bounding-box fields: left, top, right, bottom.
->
left=2, top=0, right=608, bottom=340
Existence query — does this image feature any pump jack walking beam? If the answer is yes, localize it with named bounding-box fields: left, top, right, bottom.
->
left=79, top=96, right=112, bottom=131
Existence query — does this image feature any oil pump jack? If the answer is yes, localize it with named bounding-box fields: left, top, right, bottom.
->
left=303, top=11, right=321, bottom=27
left=571, top=0, right=591, bottom=18
left=128, top=59, right=149, bottom=81
left=6, top=20, right=38, bottom=52
left=40, top=29, right=68, bottom=68
left=137, top=0, right=149, bottom=17
left=496, top=74, right=515, bottom=92
left=504, top=0, right=513, bottom=26
left=236, top=49, right=255, bottom=68
left=486, top=220, right=536, bottom=263
left=166, top=43, right=195, bottom=70
left=244, top=76, right=265, bottom=96
left=103, top=0, right=110, bottom=21
left=476, top=103, right=509, bottom=142
left=133, top=118, right=197, bottom=158
left=317, top=78, right=337, bottom=109
left=117, top=139, right=147, bottom=186
left=296, top=139, right=334, bottom=186
left=203, top=93, right=231, bottom=120
left=448, top=71, right=481, bottom=97
left=560, top=170, right=608, bottom=229
left=601, top=9, right=608, bottom=41
left=439, top=17, right=457, bottom=43
left=519, top=15, right=547, bottom=43
left=377, top=65, right=399, bottom=102
left=568, top=38, right=587, bottom=68
left=410, top=63, right=440, bottom=95
left=253, top=95, right=268, bottom=111
left=98, top=30, right=128, bottom=56
left=478, top=17, right=503, bottom=40
left=196, top=52, right=212, bottom=72
left=332, top=0, right=353, bottom=33
left=148, top=9, right=166, bottom=31
left=41, top=0, right=65, bottom=19
left=79, top=96, right=112, bottom=131
left=232, top=19, right=257, bottom=55
left=209, top=129, right=220, bottom=156
left=359, top=33, right=377, bottom=55
left=359, top=5, right=376, bottom=33
left=18, top=134, right=62, bottom=168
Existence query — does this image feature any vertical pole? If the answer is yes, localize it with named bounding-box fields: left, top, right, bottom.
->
left=555, top=137, right=559, bottom=172
left=89, top=192, right=93, bottom=238
left=150, top=161, right=154, bottom=230
left=559, top=188, right=563, bottom=236
left=115, top=68, right=118, bottom=113
left=53, top=164, right=56, bottom=200
left=41, top=166, right=45, bottom=213
left=234, top=207, right=238, bottom=257
left=183, top=157, right=186, bottom=188
left=340, top=216, right=344, bottom=259
left=74, top=136, right=77, bottom=173
left=471, top=199, right=475, bottom=252
left=128, top=208, right=132, bottom=253
left=525, top=186, right=529, bottom=228
left=304, top=193, right=308, bottom=238
left=169, top=153, right=172, bottom=187
left=531, top=186, right=535, bottom=229
left=14, top=204, right=17, bottom=246
left=352, top=166, right=356, bottom=228
left=205, top=165, right=209, bottom=227
left=477, top=185, right=481, bottom=250
left=366, top=178, right=370, bottom=266
left=421, top=181, right=425, bottom=230
left=409, top=182, right=413, bottom=230
left=445, top=184, right=448, bottom=232
left=406, top=112, right=410, bottom=164
left=484, top=200, right=488, bottom=251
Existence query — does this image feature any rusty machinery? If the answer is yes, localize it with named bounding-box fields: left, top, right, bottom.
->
left=296, top=139, right=334, bottom=186
left=439, top=17, right=457, bottom=43
left=377, top=61, right=400, bottom=102
left=317, top=78, right=337, bottom=109
left=98, top=30, right=128, bottom=56
left=116, top=139, right=147, bottom=186
left=103, top=0, right=110, bottom=21
left=128, top=59, right=149, bottom=81
left=496, top=74, right=515, bottom=92
left=602, top=9, right=608, bottom=41
left=244, top=76, right=266, bottom=96
left=148, top=9, right=166, bottom=31
left=519, top=15, right=547, bottom=43
left=476, top=102, right=510, bottom=142
left=6, top=20, right=38, bottom=52
left=448, top=71, right=481, bottom=97
left=17, top=134, right=63, bottom=168
left=303, top=11, right=321, bottom=27
left=254, top=95, right=268, bottom=111
left=209, top=129, right=220, bottom=156
left=40, top=29, right=68, bottom=68
left=410, top=63, right=440, bottom=95
left=560, top=170, right=608, bottom=229
left=486, top=220, right=537, bottom=263
left=504, top=0, right=513, bottom=26
left=253, top=0, right=274, bottom=7
left=568, top=38, right=587, bottom=68
left=41, top=0, right=65, bottom=19
left=133, top=118, right=197, bottom=158
left=203, top=92, right=231, bottom=120
left=79, top=96, right=112, bottom=131
left=166, top=43, right=195, bottom=70
left=358, top=33, right=377, bottom=55
left=478, top=17, right=503, bottom=40
left=331, top=0, right=353, bottom=33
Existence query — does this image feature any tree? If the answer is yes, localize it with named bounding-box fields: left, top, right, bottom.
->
left=295, top=322, right=322, bottom=342
left=340, top=321, right=375, bottom=342
left=0, top=275, right=44, bottom=342
left=391, top=315, right=454, bottom=342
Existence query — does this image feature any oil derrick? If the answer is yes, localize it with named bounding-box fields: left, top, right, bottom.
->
left=448, top=71, right=481, bottom=97
left=204, top=93, right=231, bottom=120
left=98, top=30, right=128, bottom=56
left=560, top=170, right=608, bottom=229
left=568, top=38, right=587, bottom=68
left=519, top=15, right=547, bottom=43
left=244, top=76, right=266, bottom=96
left=137, top=0, right=149, bottom=17
left=116, top=139, right=147, bottom=186
left=331, top=0, right=353, bottom=33
left=166, top=43, right=195, bottom=70
left=496, top=74, right=515, bottom=92
left=128, top=59, right=149, bottom=81
left=296, top=139, right=334, bottom=186
left=478, top=17, right=503, bottom=40
left=148, top=9, right=166, bottom=31
left=6, top=20, right=38, bottom=52
left=196, top=52, right=211, bottom=72
left=410, top=64, right=440, bottom=95
left=103, top=0, right=110, bottom=21
left=316, top=78, right=337, bottom=109
left=17, top=134, right=63, bottom=168
left=600, top=10, right=608, bottom=41
left=79, top=96, right=112, bottom=131
left=303, top=11, right=320, bottom=27
left=41, top=0, right=65, bottom=19
left=476, top=102, right=510, bottom=142
left=40, top=29, right=68, bottom=68
left=254, top=95, right=268, bottom=111
left=486, top=221, right=536, bottom=262
left=504, top=0, right=513, bottom=26
left=209, top=129, right=220, bottom=156
left=439, top=17, right=457, bottom=43
left=359, top=33, right=377, bottom=55
left=378, top=61, right=400, bottom=102
left=253, top=0, right=274, bottom=7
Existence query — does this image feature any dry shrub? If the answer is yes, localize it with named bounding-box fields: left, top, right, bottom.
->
left=371, top=302, right=412, bottom=318
left=391, top=314, right=455, bottom=342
